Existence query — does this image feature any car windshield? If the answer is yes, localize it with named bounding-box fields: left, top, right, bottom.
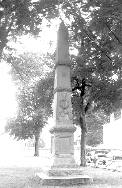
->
left=97, top=154, right=106, bottom=157
left=95, top=150, right=109, bottom=154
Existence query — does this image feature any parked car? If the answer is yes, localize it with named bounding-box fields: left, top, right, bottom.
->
left=93, top=149, right=111, bottom=166
left=109, top=150, right=122, bottom=160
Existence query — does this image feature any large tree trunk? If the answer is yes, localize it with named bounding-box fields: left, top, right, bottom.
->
left=80, top=127, right=86, bottom=166
left=80, top=112, right=87, bottom=167
left=34, top=131, right=40, bottom=157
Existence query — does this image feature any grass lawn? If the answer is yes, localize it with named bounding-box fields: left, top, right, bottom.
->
left=0, top=140, right=121, bottom=188
left=0, top=166, right=122, bottom=188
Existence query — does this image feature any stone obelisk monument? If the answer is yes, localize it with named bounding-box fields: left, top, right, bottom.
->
left=36, top=22, right=92, bottom=186
left=50, top=21, right=76, bottom=168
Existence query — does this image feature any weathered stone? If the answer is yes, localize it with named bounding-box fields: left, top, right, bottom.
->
left=55, top=22, right=70, bottom=66
left=35, top=173, right=92, bottom=186
left=49, top=21, right=77, bottom=168
left=35, top=21, right=92, bottom=186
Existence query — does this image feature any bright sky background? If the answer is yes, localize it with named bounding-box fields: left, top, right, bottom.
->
left=11, top=19, right=59, bottom=55
left=103, top=114, right=122, bottom=149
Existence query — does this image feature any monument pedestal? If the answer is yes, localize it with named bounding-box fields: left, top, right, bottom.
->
left=35, top=128, right=92, bottom=186
left=50, top=126, right=77, bottom=168
left=35, top=129, right=92, bottom=186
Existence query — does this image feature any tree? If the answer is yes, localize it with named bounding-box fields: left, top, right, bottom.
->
left=62, top=0, right=122, bottom=166
left=0, top=0, right=61, bottom=58
left=3, top=2, right=55, bottom=155
left=0, top=0, right=43, bottom=58
left=7, top=51, right=55, bottom=83
left=6, top=73, right=54, bottom=156
left=5, top=49, right=54, bottom=156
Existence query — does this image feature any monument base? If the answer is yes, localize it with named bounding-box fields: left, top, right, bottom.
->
left=35, top=167, right=93, bottom=186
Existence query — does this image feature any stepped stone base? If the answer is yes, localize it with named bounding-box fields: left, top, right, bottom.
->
left=35, top=168, right=93, bottom=186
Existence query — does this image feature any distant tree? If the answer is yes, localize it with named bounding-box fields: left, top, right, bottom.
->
left=86, top=110, right=109, bottom=147
left=5, top=47, right=54, bottom=157
left=6, top=73, right=54, bottom=156
left=4, top=7, right=55, bottom=155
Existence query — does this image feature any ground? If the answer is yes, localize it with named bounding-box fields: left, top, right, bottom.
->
left=0, top=166, right=122, bottom=188
left=0, top=137, right=122, bottom=188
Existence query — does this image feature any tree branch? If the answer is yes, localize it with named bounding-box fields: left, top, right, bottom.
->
left=106, top=22, right=122, bottom=44
left=8, top=60, right=25, bottom=82
left=84, top=29, right=112, bottom=61
left=68, top=2, right=113, bottom=62
left=85, top=102, right=90, bottom=113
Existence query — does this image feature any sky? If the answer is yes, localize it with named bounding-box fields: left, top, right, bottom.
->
left=10, top=19, right=58, bottom=55
left=103, top=114, right=122, bottom=149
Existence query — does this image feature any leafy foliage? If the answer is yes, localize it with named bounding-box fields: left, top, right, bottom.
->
left=6, top=52, right=55, bottom=83
left=86, top=110, right=109, bottom=146
left=6, top=72, right=54, bottom=140
left=68, top=0, right=122, bottom=118
left=0, top=0, right=43, bottom=56
left=31, top=0, right=122, bottom=115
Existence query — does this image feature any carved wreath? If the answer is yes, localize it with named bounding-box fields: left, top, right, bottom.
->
left=59, top=93, right=69, bottom=110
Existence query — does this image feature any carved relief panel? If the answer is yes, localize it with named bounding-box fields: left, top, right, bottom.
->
left=56, top=92, right=73, bottom=122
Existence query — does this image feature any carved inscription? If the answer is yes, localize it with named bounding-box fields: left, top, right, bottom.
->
left=56, top=136, right=71, bottom=154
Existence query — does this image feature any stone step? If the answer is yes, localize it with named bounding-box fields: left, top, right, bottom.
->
left=35, top=173, right=93, bottom=186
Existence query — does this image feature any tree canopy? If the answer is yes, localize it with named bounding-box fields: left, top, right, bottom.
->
left=33, top=0, right=122, bottom=114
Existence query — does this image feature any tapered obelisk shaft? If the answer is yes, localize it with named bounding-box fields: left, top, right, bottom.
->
left=55, top=22, right=70, bottom=65
left=50, top=22, right=76, bottom=168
